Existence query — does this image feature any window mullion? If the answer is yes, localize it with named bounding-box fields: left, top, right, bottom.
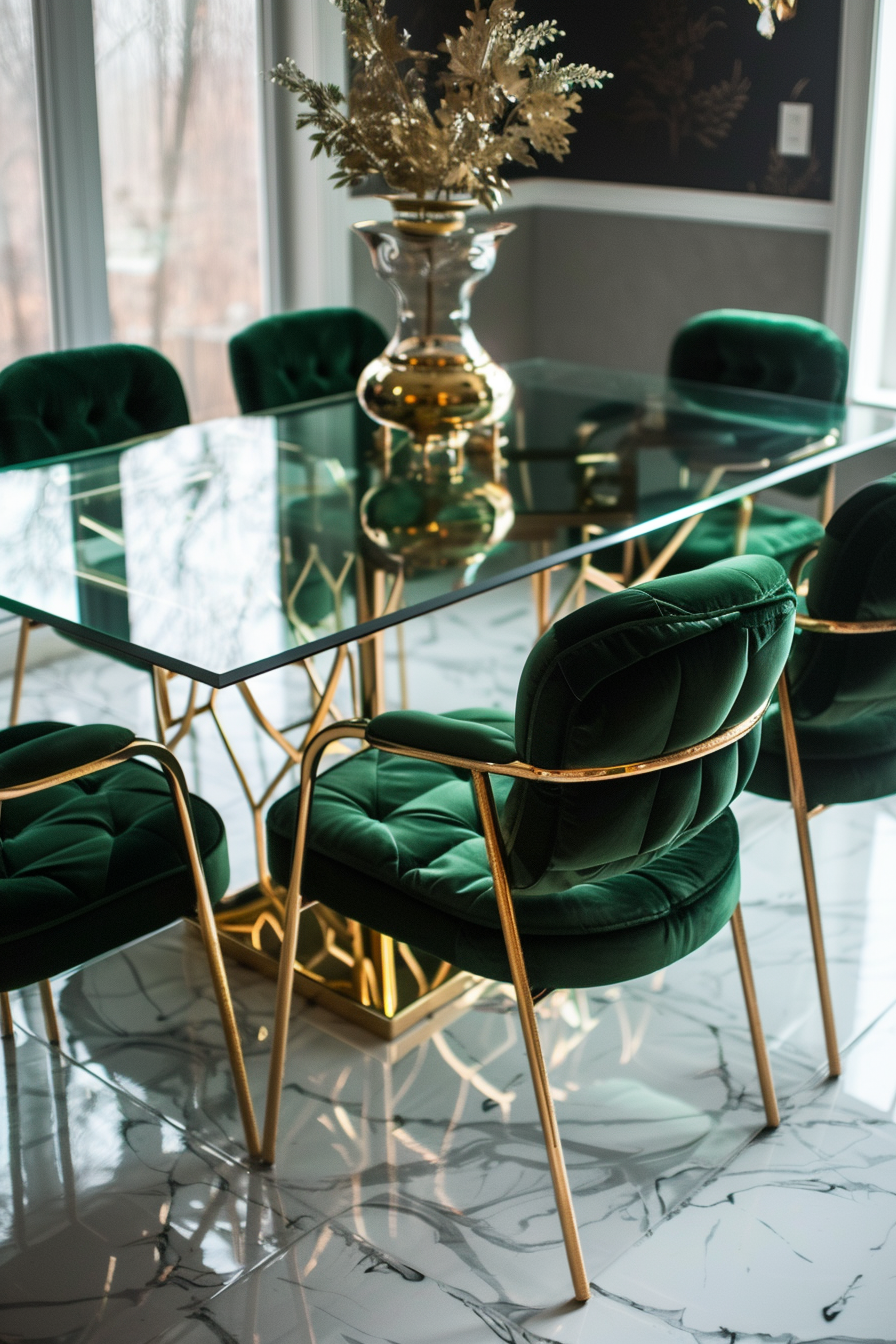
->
left=31, top=0, right=110, bottom=350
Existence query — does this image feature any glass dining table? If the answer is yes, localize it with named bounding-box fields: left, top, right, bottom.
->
left=2, top=358, right=895, bottom=1035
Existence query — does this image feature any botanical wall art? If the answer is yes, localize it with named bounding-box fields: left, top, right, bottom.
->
left=388, top=0, right=842, bottom=200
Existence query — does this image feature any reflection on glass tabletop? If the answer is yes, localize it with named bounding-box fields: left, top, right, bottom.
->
left=0, top=359, right=893, bottom=686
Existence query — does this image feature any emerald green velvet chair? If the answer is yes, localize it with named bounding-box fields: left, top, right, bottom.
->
left=0, top=343, right=189, bottom=464
left=229, top=306, right=387, bottom=633
left=641, top=310, right=848, bottom=578
left=262, top=554, right=796, bottom=1301
left=0, top=719, right=260, bottom=1156
left=747, top=474, right=896, bottom=1082
left=0, top=345, right=191, bottom=731
left=228, top=308, right=387, bottom=414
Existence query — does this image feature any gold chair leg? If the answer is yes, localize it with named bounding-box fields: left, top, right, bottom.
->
left=472, top=769, right=590, bottom=1303
left=622, top=538, right=635, bottom=585
left=262, top=721, right=367, bottom=1165
left=9, top=617, right=32, bottom=728
left=154, top=750, right=261, bottom=1158
left=820, top=466, right=836, bottom=526
left=0, top=992, right=13, bottom=1038
left=38, top=980, right=60, bottom=1045
left=733, top=495, right=755, bottom=556
left=396, top=623, right=409, bottom=709
left=730, top=904, right=779, bottom=1128
left=778, top=671, right=841, bottom=1077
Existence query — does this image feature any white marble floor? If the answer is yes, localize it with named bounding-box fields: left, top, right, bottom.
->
left=1, top=588, right=896, bottom=1342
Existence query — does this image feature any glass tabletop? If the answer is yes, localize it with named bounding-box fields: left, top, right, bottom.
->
left=1, top=358, right=894, bottom=687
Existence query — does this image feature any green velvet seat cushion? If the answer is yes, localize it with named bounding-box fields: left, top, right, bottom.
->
left=0, top=345, right=189, bottom=465
left=667, top=308, right=847, bottom=504
left=0, top=722, right=229, bottom=992
left=229, top=308, right=387, bottom=414
left=266, top=716, right=741, bottom=986
left=641, top=493, right=825, bottom=576
left=749, top=474, right=896, bottom=809
left=748, top=702, right=896, bottom=809
left=668, top=309, right=849, bottom=404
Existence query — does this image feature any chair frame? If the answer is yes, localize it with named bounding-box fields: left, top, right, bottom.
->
left=774, top=545, right=896, bottom=1081
left=540, top=436, right=839, bottom=638
left=0, top=736, right=261, bottom=1159
left=262, top=702, right=780, bottom=1303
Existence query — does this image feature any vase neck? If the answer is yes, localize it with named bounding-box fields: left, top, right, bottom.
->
left=355, top=219, right=514, bottom=357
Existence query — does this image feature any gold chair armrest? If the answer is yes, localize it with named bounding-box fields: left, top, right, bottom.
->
left=794, top=613, right=896, bottom=635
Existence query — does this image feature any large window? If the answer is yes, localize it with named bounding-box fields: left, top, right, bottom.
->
left=92, top=0, right=262, bottom=420
left=852, top=0, right=896, bottom=407
left=0, top=0, right=50, bottom=368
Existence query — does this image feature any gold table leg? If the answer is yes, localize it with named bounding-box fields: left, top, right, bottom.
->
left=206, top=570, right=465, bottom=1039
left=778, top=670, right=841, bottom=1078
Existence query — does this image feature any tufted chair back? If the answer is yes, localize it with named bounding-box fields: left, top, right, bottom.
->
left=228, top=308, right=387, bottom=414
left=0, top=345, right=189, bottom=466
left=502, top=556, right=795, bottom=894
left=669, top=310, right=848, bottom=404
left=787, top=475, right=896, bottom=722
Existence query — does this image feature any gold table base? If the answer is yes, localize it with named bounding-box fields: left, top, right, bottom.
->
left=208, top=889, right=479, bottom=1040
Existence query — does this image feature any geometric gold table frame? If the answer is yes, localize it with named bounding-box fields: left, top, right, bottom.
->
left=209, top=897, right=480, bottom=1041
left=173, top=548, right=476, bottom=1040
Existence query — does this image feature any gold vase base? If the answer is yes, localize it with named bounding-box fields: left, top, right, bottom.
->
left=193, top=888, right=482, bottom=1040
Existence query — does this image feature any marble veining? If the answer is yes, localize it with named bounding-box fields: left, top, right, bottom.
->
left=2, top=586, right=896, bottom=1341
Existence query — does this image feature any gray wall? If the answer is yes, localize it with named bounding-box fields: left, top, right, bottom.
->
left=352, top=205, right=829, bottom=375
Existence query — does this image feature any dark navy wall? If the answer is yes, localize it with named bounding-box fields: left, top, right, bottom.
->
left=388, top=0, right=842, bottom=201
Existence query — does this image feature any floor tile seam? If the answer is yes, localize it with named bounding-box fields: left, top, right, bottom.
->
left=220, top=1209, right=577, bottom=1344
left=5, top=1014, right=255, bottom=1178
left=584, top=1077, right=834, bottom=1292
left=196, top=1217, right=325, bottom=1312
left=610, top=989, right=826, bottom=1098
left=585, top=1007, right=896, bottom=1292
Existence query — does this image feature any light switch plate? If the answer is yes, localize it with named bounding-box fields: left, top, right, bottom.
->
left=777, top=102, right=813, bottom=157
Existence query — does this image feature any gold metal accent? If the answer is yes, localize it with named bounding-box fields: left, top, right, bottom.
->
left=633, top=466, right=727, bottom=585
left=8, top=617, right=33, bottom=727
left=821, top=466, right=836, bottom=526
left=733, top=496, right=755, bottom=557
left=262, top=701, right=780, bottom=1303
left=795, top=614, right=896, bottom=636
left=768, top=544, right=896, bottom=1081
left=38, top=980, right=60, bottom=1045
left=386, top=195, right=477, bottom=236
left=209, top=645, right=350, bottom=898
left=202, top=920, right=479, bottom=1040
left=776, top=669, right=841, bottom=1078
left=263, top=719, right=368, bottom=1164
left=730, top=903, right=780, bottom=1126
left=152, top=665, right=214, bottom=751
left=0, top=737, right=262, bottom=1158
left=789, top=545, right=818, bottom=589
left=372, top=931, right=399, bottom=1019
left=366, top=699, right=768, bottom=782
left=471, top=767, right=590, bottom=1302
left=0, top=992, right=13, bottom=1038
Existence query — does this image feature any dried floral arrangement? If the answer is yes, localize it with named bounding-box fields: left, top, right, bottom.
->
left=270, top=0, right=610, bottom=210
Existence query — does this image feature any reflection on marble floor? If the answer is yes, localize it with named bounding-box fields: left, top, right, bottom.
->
left=2, top=587, right=896, bottom=1341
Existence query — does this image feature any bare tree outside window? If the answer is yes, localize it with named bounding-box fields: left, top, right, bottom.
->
left=93, top=0, right=262, bottom=420
left=0, top=0, right=51, bottom=370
